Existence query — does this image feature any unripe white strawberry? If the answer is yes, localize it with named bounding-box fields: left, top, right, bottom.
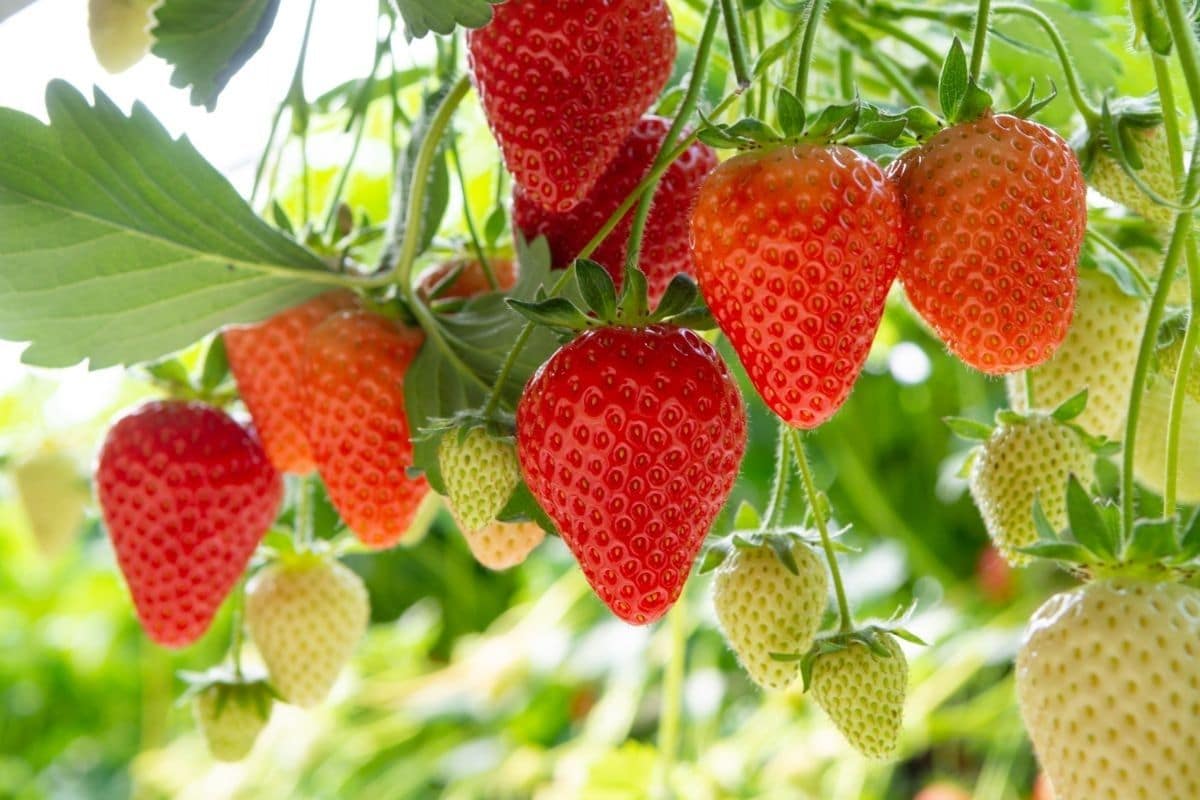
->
left=1017, top=580, right=1200, bottom=800
left=1133, top=340, right=1200, bottom=503
left=12, top=448, right=90, bottom=557
left=88, top=0, right=159, bottom=74
left=439, top=427, right=521, bottom=532
left=969, top=414, right=1094, bottom=566
left=192, top=678, right=273, bottom=762
left=456, top=514, right=545, bottom=570
left=810, top=632, right=907, bottom=760
left=245, top=553, right=369, bottom=708
left=712, top=537, right=828, bottom=690
left=1009, top=272, right=1147, bottom=442
left=1088, top=126, right=1177, bottom=229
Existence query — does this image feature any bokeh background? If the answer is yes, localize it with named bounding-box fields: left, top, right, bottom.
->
left=0, top=1, right=1168, bottom=797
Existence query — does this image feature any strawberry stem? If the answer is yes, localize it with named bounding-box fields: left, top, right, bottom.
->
left=763, top=424, right=793, bottom=529
left=449, top=134, right=498, bottom=291
left=968, top=0, right=991, bottom=82
left=653, top=595, right=688, bottom=797
left=720, top=0, right=751, bottom=89
left=790, top=430, right=854, bottom=634
left=229, top=579, right=247, bottom=680
left=795, top=0, right=830, bottom=104
left=295, top=474, right=315, bottom=550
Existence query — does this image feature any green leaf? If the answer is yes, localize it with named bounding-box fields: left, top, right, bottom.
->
left=1177, top=508, right=1200, bottom=561
left=1064, top=475, right=1116, bottom=560
left=574, top=259, right=617, bottom=322
left=732, top=501, right=762, bottom=531
left=617, top=268, right=650, bottom=323
left=0, top=83, right=330, bottom=369
left=938, top=38, right=970, bottom=121
left=776, top=89, right=806, bottom=138
left=200, top=336, right=229, bottom=391
left=151, top=0, right=281, bottom=111
left=390, top=0, right=499, bottom=38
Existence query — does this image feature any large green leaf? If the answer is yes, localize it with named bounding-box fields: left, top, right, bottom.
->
left=390, top=0, right=499, bottom=38
left=151, top=0, right=281, bottom=110
left=0, top=82, right=331, bottom=369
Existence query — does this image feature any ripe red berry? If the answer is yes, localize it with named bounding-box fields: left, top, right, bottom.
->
left=516, top=325, right=746, bottom=624
left=691, top=144, right=903, bottom=429
left=514, top=115, right=718, bottom=306
left=224, top=291, right=358, bottom=474
left=301, top=309, right=429, bottom=549
left=96, top=400, right=283, bottom=648
left=888, top=112, right=1086, bottom=373
left=467, top=0, right=676, bottom=213
left=416, top=257, right=518, bottom=300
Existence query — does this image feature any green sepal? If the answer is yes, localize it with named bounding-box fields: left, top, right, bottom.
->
left=792, top=626, right=914, bottom=693
left=944, top=416, right=994, bottom=441
left=178, top=667, right=278, bottom=720
left=1175, top=508, right=1200, bottom=563
left=1001, top=80, right=1058, bottom=119
left=937, top=38, right=992, bottom=124
left=653, top=275, right=702, bottom=322
left=1064, top=474, right=1117, bottom=561
left=698, top=538, right=732, bottom=574
left=732, top=500, right=762, bottom=531
left=1019, top=541, right=1095, bottom=562
left=616, top=267, right=651, bottom=324
left=144, top=358, right=193, bottom=392
left=270, top=200, right=295, bottom=235
left=506, top=296, right=595, bottom=332
left=575, top=259, right=618, bottom=321
left=200, top=336, right=230, bottom=392
left=1123, top=515, right=1181, bottom=563
left=776, top=88, right=806, bottom=139
left=1050, top=389, right=1088, bottom=423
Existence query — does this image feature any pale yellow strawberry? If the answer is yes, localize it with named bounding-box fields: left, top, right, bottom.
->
left=457, top=516, right=545, bottom=571
left=245, top=553, right=369, bottom=708
left=1133, top=340, right=1200, bottom=503
left=12, top=449, right=90, bottom=557
left=193, top=679, right=273, bottom=762
left=1009, top=271, right=1147, bottom=441
left=810, top=633, right=907, bottom=760
left=969, top=414, right=1094, bottom=566
left=88, top=0, right=159, bottom=73
left=1017, top=580, right=1200, bottom=800
left=712, top=539, right=827, bottom=690
left=1089, top=127, right=1177, bottom=229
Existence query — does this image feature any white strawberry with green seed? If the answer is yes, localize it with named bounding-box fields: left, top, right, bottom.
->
left=439, top=426, right=521, bottom=532
left=808, top=631, right=908, bottom=760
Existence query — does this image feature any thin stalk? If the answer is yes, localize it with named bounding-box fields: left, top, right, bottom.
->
left=790, top=430, right=853, bottom=633
left=796, top=0, right=831, bottom=104
left=626, top=2, right=721, bottom=277
left=763, top=425, right=793, bottom=529
left=752, top=9, right=768, bottom=118
left=251, top=104, right=286, bottom=207
left=290, top=0, right=319, bottom=223
left=837, top=47, right=855, bottom=99
left=991, top=3, right=1099, bottom=124
left=969, top=0, right=992, bottom=80
left=229, top=580, right=246, bottom=679
left=296, top=474, right=315, bottom=549
left=654, top=598, right=688, bottom=799
left=720, top=0, right=752, bottom=88
left=450, top=136, right=497, bottom=289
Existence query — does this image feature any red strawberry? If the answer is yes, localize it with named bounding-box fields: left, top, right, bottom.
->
left=467, top=0, right=676, bottom=213
left=224, top=291, right=358, bottom=474
left=416, top=257, right=518, bottom=300
left=691, top=144, right=903, bottom=429
left=96, top=401, right=282, bottom=648
left=889, top=112, right=1086, bottom=373
left=517, top=325, right=746, bottom=624
left=514, top=115, right=719, bottom=306
left=301, top=309, right=429, bottom=549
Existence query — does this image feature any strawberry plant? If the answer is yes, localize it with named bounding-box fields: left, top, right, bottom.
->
left=3, top=0, right=1200, bottom=797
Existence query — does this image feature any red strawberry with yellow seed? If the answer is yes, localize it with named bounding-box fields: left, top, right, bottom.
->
left=96, top=400, right=282, bottom=647
left=691, top=144, right=903, bottom=429
left=416, top=257, right=518, bottom=300
left=225, top=291, right=358, bottom=474
left=516, top=324, right=747, bottom=624
left=889, top=112, right=1086, bottom=374
left=301, top=309, right=429, bottom=549
left=514, top=115, right=718, bottom=307
left=467, top=0, right=676, bottom=213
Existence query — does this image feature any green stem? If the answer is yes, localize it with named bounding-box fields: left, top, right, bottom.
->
left=991, top=3, right=1099, bottom=124
left=251, top=104, right=286, bottom=208
left=789, top=430, right=852, bottom=633
left=655, top=597, right=687, bottom=799
left=392, top=75, right=472, bottom=304
left=296, top=474, right=315, bottom=549
left=969, top=0, right=992, bottom=80
left=720, top=0, right=752, bottom=89
left=290, top=0, right=319, bottom=223
left=450, top=136, right=497, bottom=290
left=752, top=9, right=768, bottom=119
left=229, top=581, right=246, bottom=679
left=626, top=2, right=721, bottom=278
left=837, top=47, right=855, bottom=99
left=763, top=425, right=793, bottom=529
left=796, top=0, right=831, bottom=104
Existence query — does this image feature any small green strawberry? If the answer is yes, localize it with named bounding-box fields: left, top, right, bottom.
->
left=708, top=531, right=828, bottom=690
left=1133, top=339, right=1200, bottom=503
left=190, top=675, right=274, bottom=762
left=438, top=426, right=521, bottom=532
left=964, top=412, right=1096, bottom=566
left=1008, top=270, right=1147, bottom=442
left=1017, top=580, right=1200, bottom=800
left=245, top=552, right=370, bottom=708
left=808, top=631, right=908, bottom=760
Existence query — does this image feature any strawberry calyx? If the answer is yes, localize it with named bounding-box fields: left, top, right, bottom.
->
left=507, top=258, right=713, bottom=332
left=178, top=667, right=278, bottom=716
left=699, top=501, right=852, bottom=576
left=780, top=623, right=925, bottom=693
left=696, top=96, right=912, bottom=151
left=142, top=336, right=237, bottom=408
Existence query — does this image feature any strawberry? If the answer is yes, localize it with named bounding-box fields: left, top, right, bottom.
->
left=915, top=784, right=971, bottom=800
left=439, top=427, right=521, bottom=532
left=1133, top=340, right=1200, bottom=503
left=1009, top=271, right=1147, bottom=442
left=301, top=309, right=430, bottom=549
left=889, top=112, right=1087, bottom=374
left=224, top=291, right=358, bottom=475
left=416, top=257, right=518, bottom=300
left=968, top=413, right=1094, bottom=566
left=466, top=0, right=675, bottom=213
left=244, top=552, right=370, bottom=708
left=810, top=632, right=907, bottom=760
left=1087, top=125, right=1176, bottom=229
left=1032, top=773, right=1056, bottom=800
left=12, top=448, right=90, bottom=557
left=975, top=543, right=1015, bottom=604
left=516, top=324, right=746, bottom=624
left=691, top=144, right=903, bottom=429
left=96, top=401, right=283, bottom=647
left=711, top=536, right=828, bottom=690
left=514, top=116, right=719, bottom=306
left=455, top=517, right=546, bottom=571
left=191, top=677, right=273, bottom=762
left=1016, top=579, right=1200, bottom=800
left=88, top=0, right=157, bottom=73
